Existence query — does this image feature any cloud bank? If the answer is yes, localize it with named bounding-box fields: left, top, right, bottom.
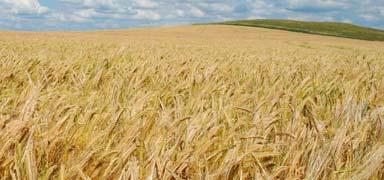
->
left=0, top=0, right=383, bottom=31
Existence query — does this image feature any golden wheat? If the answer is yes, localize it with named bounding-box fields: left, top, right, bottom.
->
left=0, top=25, right=384, bottom=179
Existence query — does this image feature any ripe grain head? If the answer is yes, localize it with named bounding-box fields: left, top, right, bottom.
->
left=0, top=25, right=383, bottom=179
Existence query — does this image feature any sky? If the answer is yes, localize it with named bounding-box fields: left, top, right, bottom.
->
left=0, top=0, right=383, bottom=31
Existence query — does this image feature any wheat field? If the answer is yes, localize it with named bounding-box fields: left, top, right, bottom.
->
left=0, top=25, right=384, bottom=179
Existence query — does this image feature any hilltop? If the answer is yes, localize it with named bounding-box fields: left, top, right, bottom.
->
left=211, top=19, right=384, bottom=41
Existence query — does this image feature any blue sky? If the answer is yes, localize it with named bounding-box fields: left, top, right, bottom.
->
left=0, top=0, right=383, bottom=31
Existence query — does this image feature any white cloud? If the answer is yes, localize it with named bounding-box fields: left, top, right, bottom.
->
left=133, top=10, right=160, bottom=20
left=83, top=0, right=117, bottom=8
left=341, top=19, right=352, bottom=23
left=135, top=0, right=158, bottom=8
left=163, top=9, right=185, bottom=19
left=189, top=5, right=205, bottom=17
left=68, top=15, right=90, bottom=23
left=287, top=0, right=349, bottom=10
left=60, top=0, right=119, bottom=9
left=379, top=7, right=384, bottom=16
left=200, top=3, right=233, bottom=12
left=360, top=14, right=377, bottom=21
left=176, top=9, right=185, bottom=17
left=57, top=0, right=132, bottom=23
left=48, top=13, right=67, bottom=21
left=0, top=0, right=49, bottom=14
left=75, top=8, right=98, bottom=18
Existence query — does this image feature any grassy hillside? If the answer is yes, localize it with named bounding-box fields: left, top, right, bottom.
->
left=215, top=19, right=384, bottom=41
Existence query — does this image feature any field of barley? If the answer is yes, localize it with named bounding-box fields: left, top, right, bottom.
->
left=0, top=25, right=384, bottom=179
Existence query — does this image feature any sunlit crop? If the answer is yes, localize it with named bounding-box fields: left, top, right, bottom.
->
left=0, top=25, right=383, bottom=179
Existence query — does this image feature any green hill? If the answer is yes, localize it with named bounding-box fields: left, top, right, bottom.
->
left=212, top=19, right=384, bottom=41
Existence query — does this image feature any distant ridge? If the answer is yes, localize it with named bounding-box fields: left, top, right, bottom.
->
left=207, top=19, right=384, bottom=41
